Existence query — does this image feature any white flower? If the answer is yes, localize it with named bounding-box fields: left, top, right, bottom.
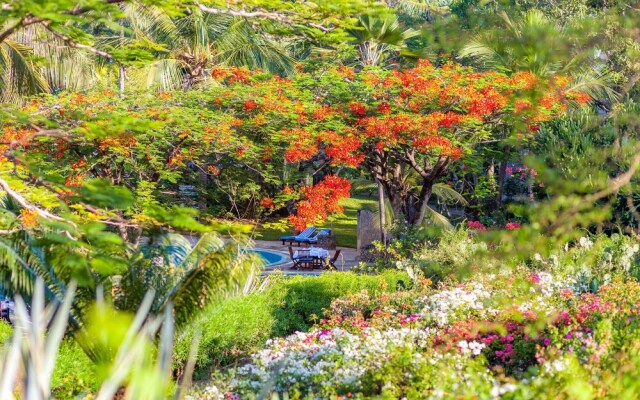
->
left=578, top=236, right=593, bottom=249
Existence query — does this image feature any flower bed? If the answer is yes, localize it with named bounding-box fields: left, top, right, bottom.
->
left=191, top=268, right=640, bottom=399
left=188, top=235, right=640, bottom=399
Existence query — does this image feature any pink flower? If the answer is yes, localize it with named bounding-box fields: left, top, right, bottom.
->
left=528, top=273, right=541, bottom=283
left=505, top=222, right=521, bottom=230
left=467, top=221, right=487, bottom=231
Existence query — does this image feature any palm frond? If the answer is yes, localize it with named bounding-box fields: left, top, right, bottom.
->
left=567, top=68, right=621, bottom=105
left=423, top=205, right=453, bottom=230
left=432, top=183, right=468, bottom=205
left=458, top=39, right=510, bottom=72
left=158, top=242, right=259, bottom=327
left=0, top=39, right=49, bottom=102
left=213, top=19, right=294, bottom=75
left=394, top=0, right=451, bottom=18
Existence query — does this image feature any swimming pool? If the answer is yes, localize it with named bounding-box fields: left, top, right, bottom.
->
left=246, top=249, right=288, bottom=267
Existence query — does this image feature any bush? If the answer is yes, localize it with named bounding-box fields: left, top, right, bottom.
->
left=174, top=270, right=409, bottom=377
left=223, top=269, right=640, bottom=399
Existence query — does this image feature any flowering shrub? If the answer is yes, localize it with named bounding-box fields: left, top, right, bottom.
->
left=202, top=234, right=640, bottom=399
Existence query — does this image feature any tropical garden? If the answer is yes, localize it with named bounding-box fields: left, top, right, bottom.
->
left=1, top=0, right=640, bottom=399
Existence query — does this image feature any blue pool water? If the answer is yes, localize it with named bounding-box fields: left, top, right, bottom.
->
left=247, top=249, right=288, bottom=266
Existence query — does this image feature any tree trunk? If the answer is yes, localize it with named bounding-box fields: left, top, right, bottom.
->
left=496, top=152, right=509, bottom=208
left=118, top=30, right=125, bottom=99
left=376, top=179, right=386, bottom=245
left=408, top=180, right=434, bottom=226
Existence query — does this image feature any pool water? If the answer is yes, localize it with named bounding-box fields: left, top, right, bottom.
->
left=247, top=249, right=288, bottom=266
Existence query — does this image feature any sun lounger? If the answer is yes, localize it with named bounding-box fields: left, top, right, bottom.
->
left=280, top=226, right=316, bottom=245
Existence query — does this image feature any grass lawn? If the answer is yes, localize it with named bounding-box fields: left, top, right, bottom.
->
left=254, top=196, right=378, bottom=248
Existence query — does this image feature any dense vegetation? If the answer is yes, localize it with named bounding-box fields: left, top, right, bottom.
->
left=1, top=0, right=640, bottom=399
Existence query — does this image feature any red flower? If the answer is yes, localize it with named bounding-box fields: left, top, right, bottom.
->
left=288, top=175, right=351, bottom=230
left=259, top=197, right=275, bottom=208
left=467, top=221, right=486, bottom=231
left=243, top=100, right=258, bottom=111
left=377, top=102, right=391, bottom=114
left=348, top=102, right=367, bottom=117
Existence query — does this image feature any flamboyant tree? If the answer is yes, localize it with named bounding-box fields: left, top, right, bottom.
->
left=208, top=61, right=587, bottom=226
left=2, top=61, right=585, bottom=232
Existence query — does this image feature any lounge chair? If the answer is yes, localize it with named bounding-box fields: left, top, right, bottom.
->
left=280, top=227, right=316, bottom=246
left=288, top=246, right=314, bottom=269
left=295, top=229, right=331, bottom=245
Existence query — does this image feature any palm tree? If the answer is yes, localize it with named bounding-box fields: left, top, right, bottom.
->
left=0, top=23, right=114, bottom=102
left=347, top=14, right=421, bottom=67
left=459, top=10, right=619, bottom=207
left=118, top=4, right=295, bottom=91
left=116, top=232, right=261, bottom=327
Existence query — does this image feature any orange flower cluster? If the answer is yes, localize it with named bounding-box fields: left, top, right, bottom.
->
left=283, top=128, right=317, bottom=163
left=244, top=100, right=258, bottom=111
left=288, top=175, right=351, bottom=231
left=99, top=136, right=137, bottom=154
left=259, top=197, right=275, bottom=208
left=323, top=131, right=365, bottom=166
left=20, top=209, right=39, bottom=229
left=0, top=126, right=33, bottom=160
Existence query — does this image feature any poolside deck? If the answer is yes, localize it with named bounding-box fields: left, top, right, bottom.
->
left=251, top=240, right=359, bottom=275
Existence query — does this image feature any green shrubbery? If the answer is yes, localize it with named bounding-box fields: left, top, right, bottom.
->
left=364, top=226, right=640, bottom=289
left=174, top=270, right=408, bottom=377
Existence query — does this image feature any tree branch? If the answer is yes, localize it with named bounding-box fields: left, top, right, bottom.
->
left=195, top=3, right=333, bottom=32
left=0, top=177, right=71, bottom=225
left=0, top=0, right=127, bottom=44
left=44, top=24, right=114, bottom=59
